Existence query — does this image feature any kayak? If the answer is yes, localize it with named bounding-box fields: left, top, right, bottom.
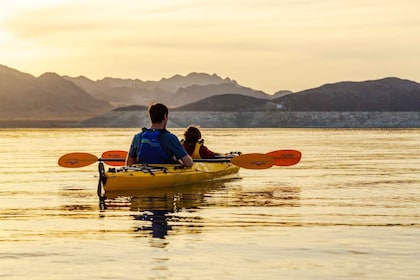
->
left=58, top=150, right=301, bottom=194
left=100, top=161, right=240, bottom=192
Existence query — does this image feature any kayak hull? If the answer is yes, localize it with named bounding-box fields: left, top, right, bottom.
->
left=103, top=162, right=240, bottom=192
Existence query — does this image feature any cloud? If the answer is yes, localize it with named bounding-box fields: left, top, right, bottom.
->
left=1, top=0, right=420, bottom=92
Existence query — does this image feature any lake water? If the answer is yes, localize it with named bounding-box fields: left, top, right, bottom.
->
left=0, top=128, right=419, bottom=279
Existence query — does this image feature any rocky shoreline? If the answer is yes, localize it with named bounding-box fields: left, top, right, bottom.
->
left=0, top=120, right=80, bottom=128
left=79, top=111, right=420, bottom=128
left=1, top=111, right=419, bottom=128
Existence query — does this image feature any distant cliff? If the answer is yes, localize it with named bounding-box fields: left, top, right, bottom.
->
left=80, top=110, right=420, bottom=128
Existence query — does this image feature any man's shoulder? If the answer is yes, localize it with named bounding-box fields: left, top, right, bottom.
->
left=134, top=131, right=143, bottom=138
left=160, top=130, right=177, bottom=140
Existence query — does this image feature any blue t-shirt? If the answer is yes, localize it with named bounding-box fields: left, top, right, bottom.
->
left=128, top=129, right=188, bottom=163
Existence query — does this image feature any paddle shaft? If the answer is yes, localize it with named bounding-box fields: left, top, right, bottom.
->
left=98, top=158, right=125, bottom=162
left=59, top=152, right=271, bottom=169
left=59, top=149, right=301, bottom=169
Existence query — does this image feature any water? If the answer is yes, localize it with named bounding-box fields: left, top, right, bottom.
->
left=0, top=128, right=419, bottom=279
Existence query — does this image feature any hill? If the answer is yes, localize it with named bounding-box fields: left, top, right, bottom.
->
left=274, top=77, right=420, bottom=111
left=1, top=64, right=420, bottom=128
left=64, top=72, right=271, bottom=107
left=174, top=94, right=277, bottom=111
left=79, top=78, right=420, bottom=127
left=0, top=65, right=112, bottom=120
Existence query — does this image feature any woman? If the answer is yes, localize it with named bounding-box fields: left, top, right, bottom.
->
left=182, top=125, right=219, bottom=159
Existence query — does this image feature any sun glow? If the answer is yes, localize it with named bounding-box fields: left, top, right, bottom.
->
left=1, top=0, right=420, bottom=93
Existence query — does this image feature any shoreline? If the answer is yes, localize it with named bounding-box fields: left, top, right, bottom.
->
left=0, top=120, right=81, bottom=128
left=1, top=111, right=420, bottom=128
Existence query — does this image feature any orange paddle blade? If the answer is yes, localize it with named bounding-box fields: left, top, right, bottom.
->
left=267, top=150, right=301, bottom=166
left=101, top=150, right=128, bottom=166
left=58, top=152, right=98, bottom=168
left=231, top=153, right=274, bottom=169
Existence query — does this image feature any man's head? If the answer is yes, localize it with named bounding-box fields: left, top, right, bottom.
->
left=148, top=103, right=169, bottom=124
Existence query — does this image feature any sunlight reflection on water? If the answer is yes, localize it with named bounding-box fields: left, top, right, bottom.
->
left=0, top=128, right=419, bottom=279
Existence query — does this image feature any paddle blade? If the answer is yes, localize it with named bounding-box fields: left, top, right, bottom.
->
left=101, top=150, right=128, bottom=166
left=231, top=153, right=274, bottom=169
left=58, top=152, right=98, bottom=168
left=267, top=150, right=301, bottom=166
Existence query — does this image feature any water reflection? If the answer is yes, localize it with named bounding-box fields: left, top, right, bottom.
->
left=102, top=182, right=224, bottom=239
left=100, top=181, right=301, bottom=240
left=134, top=210, right=171, bottom=239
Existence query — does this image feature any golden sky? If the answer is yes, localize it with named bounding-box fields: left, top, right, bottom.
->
left=1, top=0, right=419, bottom=93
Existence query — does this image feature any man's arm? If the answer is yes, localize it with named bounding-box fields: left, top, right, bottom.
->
left=126, top=134, right=140, bottom=166
left=163, top=133, right=193, bottom=167
left=180, top=154, right=193, bottom=167
left=126, top=155, right=136, bottom=166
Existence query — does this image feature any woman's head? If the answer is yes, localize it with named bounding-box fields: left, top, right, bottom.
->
left=184, top=125, right=201, bottom=143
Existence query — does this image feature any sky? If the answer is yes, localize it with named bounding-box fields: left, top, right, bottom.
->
left=1, top=0, right=420, bottom=93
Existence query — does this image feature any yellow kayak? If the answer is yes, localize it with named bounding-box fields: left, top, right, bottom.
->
left=101, top=161, right=240, bottom=192
left=58, top=150, right=301, bottom=194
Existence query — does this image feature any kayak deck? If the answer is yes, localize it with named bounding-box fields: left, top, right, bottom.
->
left=101, top=162, right=240, bottom=192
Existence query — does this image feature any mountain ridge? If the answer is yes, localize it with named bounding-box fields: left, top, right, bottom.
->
left=64, top=72, right=271, bottom=107
left=0, top=65, right=113, bottom=120
left=1, top=64, right=420, bottom=128
left=273, top=77, right=420, bottom=111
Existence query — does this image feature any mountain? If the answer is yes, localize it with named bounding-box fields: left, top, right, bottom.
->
left=150, top=72, right=237, bottom=92
left=112, top=105, right=148, bottom=111
left=79, top=94, right=280, bottom=127
left=174, top=94, right=277, bottom=111
left=273, top=77, right=420, bottom=111
left=2, top=64, right=420, bottom=128
left=271, top=90, right=293, bottom=99
left=0, top=65, right=112, bottom=120
left=169, top=83, right=269, bottom=107
left=79, top=77, right=420, bottom=127
left=64, top=72, right=271, bottom=107
left=65, top=72, right=236, bottom=92
left=63, top=75, right=172, bottom=107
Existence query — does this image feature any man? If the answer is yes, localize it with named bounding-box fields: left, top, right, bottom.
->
left=126, top=103, right=193, bottom=167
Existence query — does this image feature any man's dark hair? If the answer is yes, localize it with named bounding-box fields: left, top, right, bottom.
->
left=148, top=103, right=168, bottom=123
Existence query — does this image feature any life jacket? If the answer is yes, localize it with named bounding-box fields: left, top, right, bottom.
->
left=181, top=139, right=203, bottom=159
left=191, top=140, right=203, bottom=159
left=137, top=129, right=171, bottom=164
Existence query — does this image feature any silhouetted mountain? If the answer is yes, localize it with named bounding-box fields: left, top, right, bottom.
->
left=155, top=72, right=237, bottom=92
left=271, top=90, right=292, bottom=99
left=0, top=65, right=112, bottom=120
left=174, top=94, right=277, bottom=111
left=64, top=72, right=271, bottom=107
left=169, top=83, right=269, bottom=107
left=112, top=105, right=148, bottom=111
left=2, top=64, right=420, bottom=128
left=91, top=72, right=236, bottom=91
left=64, top=76, right=172, bottom=107
left=274, top=77, right=420, bottom=111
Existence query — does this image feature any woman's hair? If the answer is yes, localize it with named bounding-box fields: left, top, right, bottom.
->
left=184, top=125, right=201, bottom=143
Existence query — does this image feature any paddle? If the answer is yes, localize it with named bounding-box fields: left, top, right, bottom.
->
left=266, top=149, right=301, bottom=166
left=58, top=152, right=275, bottom=169
left=59, top=148, right=301, bottom=169
left=101, top=150, right=128, bottom=166
left=58, top=152, right=126, bottom=168
left=215, top=149, right=301, bottom=166
left=230, top=153, right=273, bottom=169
